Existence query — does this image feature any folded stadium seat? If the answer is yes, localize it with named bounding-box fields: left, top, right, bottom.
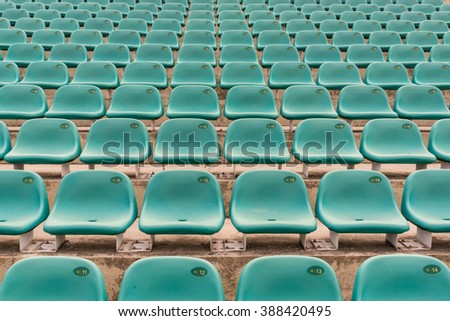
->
left=224, top=118, right=290, bottom=166
left=164, top=0, right=188, bottom=7
left=406, top=31, right=440, bottom=52
left=370, top=11, right=397, bottom=28
left=0, top=62, right=20, bottom=86
left=138, top=171, right=225, bottom=250
left=121, top=62, right=168, bottom=88
left=167, top=85, right=220, bottom=120
left=413, top=62, right=450, bottom=89
left=0, top=85, right=47, bottom=119
left=301, top=4, right=325, bottom=19
left=105, top=2, right=130, bottom=15
left=96, top=9, right=123, bottom=26
left=230, top=171, right=316, bottom=249
left=303, top=44, right=343, bottom=68
left=252, top=20, right=282, bottom=37
left=34, top=9, right=61, bottom=26
left=331, top=31, right=365, bottom=52
left=236, top=256, right=342, bottom=300
left=329, top=4, right=353, bottom=18
left=293, top=119, right=363, bottom=177
left=14, top=18, right=45, bottom=36
left=220, top=62, right=266, bottom=89
left=185, top=19, right=215, bottom=33
left=319, top=20, right=349, bottom=38
left=71, top=62, right=119, bottom=97
left=65, top=9, right=92, bottom=26
left=371, top=0, right=393, bottom=6
left=134, top=3, right=158, bottom=15
left=400, top=11, right=427, bottom=28
left=182, top=30, right=216, bottom=49
left=256, top=30, right=291, bottom=51
left=118, top=18, right=148, bottom=36
left=0, top=18, right=10, bottom=30
left=419, top=21, right=448, bottom=39
left=384, top=4, right=407, bottom=18
left=218, top=21, right=249, bottom=37
left=245, top=4, right=268, bottom=16
left=286, top=20, right=315, bottom=37
left=218, top=10, right=246, bottom=25
left=49, top=2, right=74, bottom=17
left=357, top=4, right=380, bottom=18
left=126, top=10, right=153, bottom=24
left=0, top=30, right=27, bottom=50
left=352, top=255, right=450, bottom=300
left=119, top=257, right=225, bottom=300
left=188, top=12, right=215, bottom=23
left=152, top=18, right=183, bottom=36
left=0, top=257, right=107, bottom=300
left=30, top=29, right=65, bottom=51
left=158, top=10, right=185, bottom=25
left=368, top=31, right=402, bottom=52
left=21, top=61, right=69, bottom=89
left=0, top=121, right=10, bottom=159
left=171, top=62, right=216, bottom=88
left=385, top=20, right=415, bottom=39
left=80, top=119, right=151, bottom=176
left=429, top=120, right=450, bottom=168
left=261, top=44, right=300, bottom=68
left=387, top=45, right=427, bottom=68
left=317, top=62, right=363, bottom=90
left=4, top=118, right=81, bottom=176
left=45, top=85, right=106, bottom=119
left=346, top=44, right=385, bottom=68
left=429, top=45, right=450, bottom=63
left=48, top=44, right=88, bottom=68
left=360, top=119, right=436, bottom=171
left=340, top=11, right=367, bottom=28
left=219, top=45, right=258, bottom=67
left=352, top=20, right=383, bottom=39
left=134, top=44, right=174, bottom=67
left=177, top=45, right=216, bottom=67
left=224, top=85, right=278, bottom=120
left=242, top=0, right=265, bottom=8
left=219, top=31, right=253, bottom=49
left=268, top=62, right=315, bottom=89
left=412, top=4, right=437, bottom=19
left=69, top=30, right=103, bottom=51
left=294, top=31, right=328, bottom=51
left=107, top=30, right=141, bottom=51
left=106, top=85, right=163, bottom=127
left=337, top=85, right=397, bottom=121
left=431, top=11, right=450, bottom=26
left=5, top=43, right=45, bottom=67
left=0, top=2, right=15, bottom=13
left=217, top=4, right=241, bottom=15
left=43, top=170, right=137, bottom=251
left=365, top=62, right=412, bottom=89
left=310, top=11, right=337, bottom=28
left=402, top=170, right=450, bottom=249
left=3, top=9, right=29, bottom=25
left=49, top=18, right=80, bottom=36
left=316, top=170, right=410, bottom=249
left=83, top=18, right=114, bottom=36
left=145, top=30, right=179, bottom=50
left=274, top=5, right=299, bottom=20
left=190, top=4, right=214, bottom=11
left=248, top=11, right=276, bottom=27
left=91, top=44, right=131, bottom=68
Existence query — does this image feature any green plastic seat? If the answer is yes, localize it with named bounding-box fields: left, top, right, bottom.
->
left=230, top=171, right=316, bottom=242
left=171, top=63, right=216, bottom=88
left=368, top=31, right=402, bottom=52
left=182, top=30, right=216, bottom=49
left=121, top=62, right=167, bottom=88
left=163, top=1, right=187, bottom=11
left=331, top=31, right=365, bottom=51
left=152, top=18, right=182, bottom=36
left=0, top=84, right=46, bottom=119
left=316, top=170, right=410, bottom=249
left=429, top=45, right=450, bottom=63
left=281, top=85, right=338, bottom=120
left=429, top=119, right=450, bottom=164
left=0, top=121, right=10, bottom=160
left=242, top=0, right=265, bottom=9
left=217, top=5, right=241, bottom=15
left=118, top=18, right=148, bottom=36
left=261, top=44, right=300, bottom=68
left=5, top=43, right=45, bottom=67
left=371, top=0, right=393, bottom=6
left=91, top=44, right=131, bottom=68
left=310, top=11, right=336, bottom=27
left=127, top=10, right=153, bottom=24
left=353, top=20, right=382, bottom=39
left=268, top=62, right=314, bottom=89
left=14, top=18, right=45, bottom=36
left=248, top=11, right=276, bottom=26
left=3, top=9, right=29, bottom=25
left=158, top=9, right=184, bottom=25
left=398, top=0, right=419, bottom=9
left=134, top=44, right=174, bottom=67
left=86, top=0, right=109, bottom=8
left=420, top=21, right=448, bottom=39
left=145, top=31, right=179, bottom=50
left=107, top=85, right=163, bottom=120
left=294, top=31, right=328, bottom=51
left=293, top=119, right=363, bottom=166
left=49, top=2, right=74, bottom=16
left=386, top=20, right=415, bottom=38
left=329, top=4, right=353, bottom=18
left=65, top=9, right=92, bottom=26
left=412, top=4, right=436, bottom=18
left=412, top=62, right=450, bottom=90
left=301, top=4, right=324, bottom=18
left=252, top=20, right=282, bottom=37
left=119, top=257, right=225, bottom=301
left=304, top=45, right=343, bottom=68
left=370, top=11, right=397, bottom=28
left=0, top=62, right=20, bottom=86
left=385, top=4, right=408, bottom=18
left=219, top=45, right=258, bottom=67
left=71, top=62, right=119, bottom=89
left=400, top=11, right=427, bottom=27
left=337, top=85, right=397, bottom=119
left=220, top=62, right=266, bottom=89
left=177, top=45, right=216, bottom=67
left=406, top=31, right=439, bottom=52
left=46, top=85, right=105, bottom=119
left=360, top=119, right=436, bottom=166
left=0, top=257, right=107, bottom=300
left=47, top=43, right=87, bottom=68
left=185, top=19, right=215, bottom=33
left=357, top=4, right=380, bottom=18
left=219, top=31, right=253, bottom=49
left=136, top=1, right=160, bottom=11
left=236, top=256, right=342, bottom=301
left=69, top=30, right=103, bottom=51
left=365, top=62, right=412, bottom=89
left=0, top=2, right=15, bottom=13
left=286, top=20, right=315, bottom=37
left=80, top=118, right=150, bottom=165
left=294, top=0, right=315, bottom=7
left=277, top=6, right=302, bottom=22
left=21, top=61, right=69, bottom=89
left=106, top=2, right=131, bottom=13
left=319, top=20, right=349, bottom=38
left=84, top=18, right=114, bottom=36
left=187, top=12, right=214, bottom=23
left=224, top=86, right=278, bottom=120
left=167, top=85, right=220, bottom=120
left=190, top=4, right=214, bottom=11
left=346, top=44, right=385, bottom=68
left=107, top=30, right=141, bottom=51
left=317, top=62, right=363, bottom=90
left=387, top=44, right=427, bottom=68
left=394, top=85, right=450, bottom=120
left=256, top=30, right=290, bottom=51
left=340, top=11, right=366, bottom=27
left=218, top=10, right=245, bottom=25
left=0, top=18, right=11, bottom=30
left=352, top=255, right=450, bottom=301
left=96, top=10, right=123, bottom=26
left=43, top=170, right=137, bottom=250
left=154, top=119, right=219, bottom=164
left=34, top=9, right=61, bottom=26
left=218, top=20, right=248, bottom=37
left=49, top=18, right=80, bottom=36
left=224, top=118, right=290, bottom=164
left=138, top=171, right=225, bottom=248
left=30, top=29, right=65, bottom=50
left=4, top=118, right=81, bottom=165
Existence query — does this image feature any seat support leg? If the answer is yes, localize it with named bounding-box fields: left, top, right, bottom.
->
left=116, top=233, right=124, bottom=252
left=19, top=230, right=34, bottom=252
left=371, top=162, right=381, bottom=171
left=303, top=164, right=309, bottom=178
left=149, top=234, right=155, bottom=251
left=299, top=234, right=306, bottom=250
left=347, top=164, right=355, bottom=170
left=88, top=164, right=95, bottom=170
left=242, top=234, right=247, bottom=251
left=386, top=233, right=399, bottom=249
left=135, top=163, right=140, bottom=178
left=61, top=164, right=70, bottom=177
left=329, top=231, right=339, bottom=249
left=14, top=164, right=24, bottom=170
left=416, top=164, right=427, bottom=170
left=416, top=227, right=432, bottom=249
left=55, top=235, right=66, bottom=251
left=289, top=120, right=294, bottom=132
left=441, top=162, right=450, bottom=169
left=150, top=120, right=155, bottom=132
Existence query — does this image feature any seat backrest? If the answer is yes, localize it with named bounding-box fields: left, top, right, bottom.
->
left=0, top=84, right=47, bottom=119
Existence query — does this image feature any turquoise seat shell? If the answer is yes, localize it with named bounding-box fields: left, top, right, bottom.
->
left=0, top=62, right=20, bottom=86
left=268, top=62, right=315, bottom=89
left=171, top=62, right=217, bottom=88
left=134, top=44, right=174, bottom=67
left=177, top=44, right=216, bottom=67
left=317, top=62, right=363, bottom=89
left=167, top=85, right=220, bottom=120
left=91, top=43, right=131, bottom=67
left=48, top=43, right=88, bottom=68
left=145, top=30, right=179, bottom=50
left=365, top=62, right=412, bottom=90
left=0, top=121, right=11, bottom=160
left=71, top=62, right=119, bottom=89
left=428, top=119, right=450, bottom=162
left=261, top=44, right=300, bottom=68
left=413, top=62, right=450, bottom=90
left=387, top=44, right=427, bottom=68
left=220, top=62, right=266, bottom=89
left=5, top=43, right=45, bottom=68
left=219, top=44, right=258, bottom=67
left=21, top=61, right=69, bottom=89
left=0, top=84, right=47, bottom=119
left=121, top=62, right=168, bottom=89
